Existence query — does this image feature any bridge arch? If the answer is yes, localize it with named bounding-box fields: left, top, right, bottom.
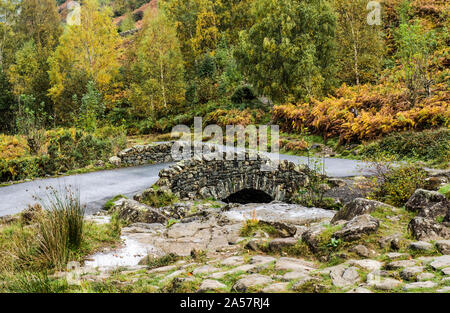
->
left=156, top=152, right=309, bottom=203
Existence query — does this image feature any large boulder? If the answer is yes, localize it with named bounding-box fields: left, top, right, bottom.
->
left=405, top=189, right=449, bottom=220
left=408, top=216, right=450, bottom=241
left=331, top=198, right=392, bottom=223
left=334, top=214, right=380, bottom=241
left=113, top=199, right=168, bottom=224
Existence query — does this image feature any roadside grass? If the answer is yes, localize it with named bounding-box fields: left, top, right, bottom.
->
left=0, top=187, right=121, bottom=293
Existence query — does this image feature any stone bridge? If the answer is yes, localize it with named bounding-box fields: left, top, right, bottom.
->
left=155, top=151, right=309, bottom=203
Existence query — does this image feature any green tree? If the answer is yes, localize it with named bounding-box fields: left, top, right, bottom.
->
left=334, top=0, right=385, bottom=85
left=128, top=9, right=185, bottom=119
left=15, top=0, right=63, bottom=115
left=8, top=40, right=40, bottom=103
left=235, top=0, right=337, bottom=102
left=0, top=0, right=19, bottom=72
left=0, top=69, right=15, bottom=132
left=394, top=2, right=435, bottom=105
left=48, top=0, right=121, bottom=124
left=75, top=81, right=104, bottom=133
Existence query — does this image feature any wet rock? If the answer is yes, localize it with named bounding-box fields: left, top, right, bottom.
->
left=408, top=217, right=450, bottom=241
left=329, top=265, right=361, bottom=287
left=403, top=281, right=437, bottom=291
left=350, top=245, right=378, bottom=258
left=114, top=199, right=168, bottom=224
left=221, top=202, right=334, bottom=227
left=367, top=274, right=403, bottom=291
left=249, top=255, right=276, bottom=265
left=268, top=238, right=298, bottom=252
left=400, top=266, right=424, bottom=281
left=233, top=274, right=273, bottom=292
left=437, top=286, right=450, bottom=293
left=347, top=259, right=383, bottom=272
left=409, top=241, right=434, bottom=252
left=274, top=257, right=316, bottom=272
left=405, top=189, right=449, bottom=220
left=221, top=256, right=245, bottom=267
left=436, top=240, right=450, bottom=254
left=385, top=252, right=410, bottom=260
left=387, top=260, right=417, bottom=270
left=166, top=222, right=211, bottom=239
left=346, top=287, right=373, bottom=293
left=333, top=215, right=380, bottom=241
left=197, top=280, right=227, bottom=292
left=192, top=265, right=220, bottom=275
left=429, top=255, right=450, bottom=269
left=262, top=282, right=290, bottom=293
left=278, top=271, right=309, bottom=282
left=417, top=273, right=434, bottom=281
left=331, top=198, right=393, bottom=223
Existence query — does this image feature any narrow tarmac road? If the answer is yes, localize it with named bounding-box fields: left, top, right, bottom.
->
left=0, top=153, right=371, bottom=217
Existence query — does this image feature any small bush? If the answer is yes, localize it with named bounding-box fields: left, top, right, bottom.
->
left=374, top=165, right=427, bottom=206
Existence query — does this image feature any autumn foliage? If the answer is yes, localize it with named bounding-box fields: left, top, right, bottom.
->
left=272, top=83, right=449, bottom=143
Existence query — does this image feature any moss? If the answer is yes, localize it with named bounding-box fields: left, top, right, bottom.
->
left=104, top=194, right=127, bottom=211
left=438, top=184, right=450, bottom=199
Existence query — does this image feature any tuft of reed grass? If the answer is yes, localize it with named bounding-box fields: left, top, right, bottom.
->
left=36, top=186, right=85, bottom=269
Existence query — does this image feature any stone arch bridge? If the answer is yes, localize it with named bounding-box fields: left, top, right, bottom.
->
left=155, top=151, right=309, bottom=203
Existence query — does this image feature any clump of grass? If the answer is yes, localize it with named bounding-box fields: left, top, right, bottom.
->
left=141, top=188, right=178, bottom=208
left=36, top=186, right=85, bottom=269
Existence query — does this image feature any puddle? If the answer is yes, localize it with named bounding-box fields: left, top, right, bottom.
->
left=85, top=236, right=157, bottom=268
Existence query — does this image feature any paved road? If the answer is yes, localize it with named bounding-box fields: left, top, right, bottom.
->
left=0, top=152, right=371, bottom=217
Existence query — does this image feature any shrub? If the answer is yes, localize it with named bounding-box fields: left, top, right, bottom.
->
left=0, top=134, right=29, bottom=160
left=231, top=85, right=257, bottom=104
left=272, top=84, right=449, bottom=143
left=361, top=128, right=449, bottom=166
left=373, top=165, right=427, bottom=206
